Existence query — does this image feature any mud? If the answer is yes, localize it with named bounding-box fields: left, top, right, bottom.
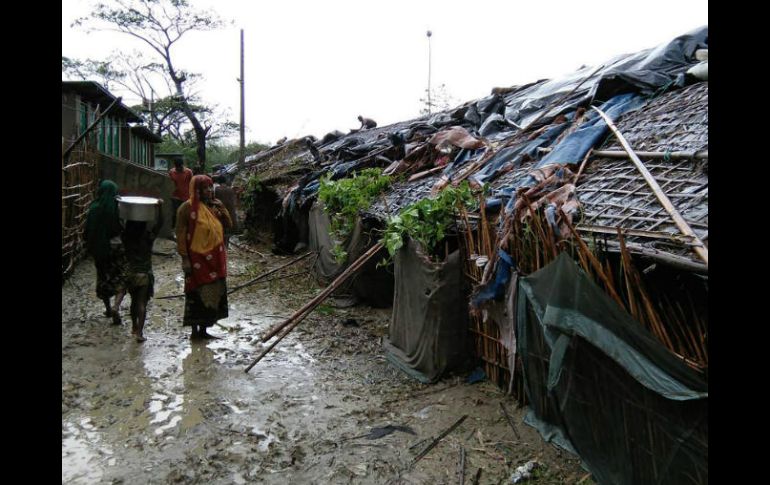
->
left=62, top=237, right=591, bottom=484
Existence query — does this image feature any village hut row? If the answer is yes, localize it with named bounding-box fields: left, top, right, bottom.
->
left=229, top=26, right=708, bottom=484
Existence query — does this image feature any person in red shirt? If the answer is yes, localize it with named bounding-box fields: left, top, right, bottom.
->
left=168, top=159, right=193, bottom=232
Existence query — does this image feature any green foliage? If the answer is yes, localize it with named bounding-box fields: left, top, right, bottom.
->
left=71, top=0, right=228, bottom=167
left=316, top=304, right=335, bottom=315
left=241, top=174, right=264, bottom=215
left=382, top=182, right=477, bottom=262
left=156, top=138, right=269, bottom=172
left=318, top=168, right=391, bottom=263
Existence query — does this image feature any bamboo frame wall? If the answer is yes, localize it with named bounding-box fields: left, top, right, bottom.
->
left=506, top=206, right=707, bottom=371
left=457, top=200, right=529, bottom=399
left=576, top=83, right=708, bottom=262
left=62, top=141, right=99, bottom=279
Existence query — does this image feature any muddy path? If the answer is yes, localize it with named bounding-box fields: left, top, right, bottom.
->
left=62, top=237, right=591, bottom=484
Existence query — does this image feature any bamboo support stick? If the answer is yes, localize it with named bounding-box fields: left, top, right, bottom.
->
left=227, top=252, right=314, bottom=294
left=592, top=107, right=708, bottom=267
left=573, top=148, right=594, bottom=185
left=599, top=240, right=707, bottom=274
left=540, top=147, right=708, bottom=160
left=618, top=234, right=641, bottom=321
left=245, top=242, right=385, bottom=373
left=560, top=209, right=625, bottom=307
left=411, top=415, right=469, bottom=466
left=408, top=165, right=445, bottom=182
left=499, top=402, right=521, bottom=440
left=259, top=242, right=384, bottom=344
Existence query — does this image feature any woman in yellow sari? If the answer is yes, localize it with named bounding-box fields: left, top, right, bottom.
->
left=175, top=175, right=232, bottom=340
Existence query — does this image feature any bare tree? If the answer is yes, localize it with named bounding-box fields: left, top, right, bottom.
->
left=73, top=0, right=227, bottom=172
left=420, top=83, right=458, bottom=116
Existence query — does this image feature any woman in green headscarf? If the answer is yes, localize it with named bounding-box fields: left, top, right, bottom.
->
left=84, top=180, right=127, bottom=324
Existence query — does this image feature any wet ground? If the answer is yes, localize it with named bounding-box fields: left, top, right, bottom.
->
left=62, top=236, right=592, bottom=484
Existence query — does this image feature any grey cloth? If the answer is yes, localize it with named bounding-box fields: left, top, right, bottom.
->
left=517, top=253, right=707, bottom=484
left=384, top=238, right=468, bottom=383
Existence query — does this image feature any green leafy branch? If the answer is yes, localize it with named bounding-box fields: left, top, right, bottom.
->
left=318, top=168, right=392, bottom=263
left=241, top=174, right=264, bottom=218
left=381, top=182, right=478, bottom=263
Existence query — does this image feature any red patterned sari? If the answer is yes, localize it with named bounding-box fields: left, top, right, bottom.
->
left=184, top=175, right=228, bottom=292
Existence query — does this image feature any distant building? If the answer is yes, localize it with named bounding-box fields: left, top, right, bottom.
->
left=154, top=152, right=185, bottom=172
left=62, top=80, right=162, bottom=167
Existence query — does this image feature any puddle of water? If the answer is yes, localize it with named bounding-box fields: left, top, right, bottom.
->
left=155, top=415, right=183, bottom=435
left=250, top=426, right=279, bottom=453
left=62, top=419, right=112, bottom=484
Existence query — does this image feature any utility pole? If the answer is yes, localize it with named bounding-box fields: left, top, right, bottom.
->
left=426, top=30, right=432, bottom=114
left=239, top=28, right=245, bottom=166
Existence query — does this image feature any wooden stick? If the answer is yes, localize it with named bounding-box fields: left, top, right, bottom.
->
left=155, top=251, right=314, bottom=300
left=408, top=165, right=444, bottom=182
left=499, top=402, right=521, bottom=440
left=471, top=468, right=482, bottom=485
left=229, top=239, right=266, bottom=257
left=598, top=240, right=707, bottom=274
left=539, top=147, right=709, bottom=160
left=258, top=242, right=384, bottom=344
left=227, top=252, right=315, bottom=294
left=411, top=415, right=469, bottom=466
left=573, top=148, right=593, bottom=185
left=560, top=209, right=625, bottom=307
left=592, top=106, right=708, bottom=267
left=63, top=99, right=119, bottom=161
left=618, top=230, right=641, bottom=321
left=246, top=313, right=306, bottom=372
left=245, top=243, right=384, bottom=372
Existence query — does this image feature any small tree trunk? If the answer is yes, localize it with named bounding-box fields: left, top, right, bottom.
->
left=195, top=125, right=207, bottom=173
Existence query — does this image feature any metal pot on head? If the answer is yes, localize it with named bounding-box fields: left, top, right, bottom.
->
left=117, top=196, right=161, bottom=222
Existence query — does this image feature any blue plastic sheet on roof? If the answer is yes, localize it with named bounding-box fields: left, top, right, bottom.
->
left=443, top=148, right=484, bottom=175
left=473, top=93, right=649, bottom=306
left=474, top=114, right=574, bottom=184
left=536, top=93, right=646, bottom=168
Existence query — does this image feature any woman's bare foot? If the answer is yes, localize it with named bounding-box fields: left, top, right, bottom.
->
left=136, top=334, right=146, bottom=343
left=200, top=330, right=220, bottom=340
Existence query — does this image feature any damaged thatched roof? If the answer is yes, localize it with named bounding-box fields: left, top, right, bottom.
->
left=235, top=26, right=708, bottom=270
left=575, top=82, right=708, bottom=267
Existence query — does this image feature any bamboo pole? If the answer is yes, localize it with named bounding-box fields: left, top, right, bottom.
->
left=499, top=402, right=521, bottom=440
left=259, top=242, right=383, bottom=343
left=411, top=415, right=468, bottom=466
left=245, top=242, right=385, bottom=372
left=408, top=165, right=444, bottom=182
left=156, top=252, right=315, bottom=300
left=228, top=251, right=314, bottom=294
left=598, top=240, right=707, bottom=274
left=63, top=99, right=120, bottom=161
left=573, top=148, right=594, bottom=185
left=592, top=107, right=708, bottom=267
left=540, top=147, right=709, bottom=160
left=560, top=209, right=625, bottom=307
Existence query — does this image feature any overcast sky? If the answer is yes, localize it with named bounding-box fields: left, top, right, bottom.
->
left=62, top=0, right=708, bottom=145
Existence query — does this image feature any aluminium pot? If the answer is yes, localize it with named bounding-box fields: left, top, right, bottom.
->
left=117, top=196, right=160, bottom=222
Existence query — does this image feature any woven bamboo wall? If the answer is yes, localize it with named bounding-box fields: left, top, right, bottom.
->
left=62, top=141, right=99, bottom=279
